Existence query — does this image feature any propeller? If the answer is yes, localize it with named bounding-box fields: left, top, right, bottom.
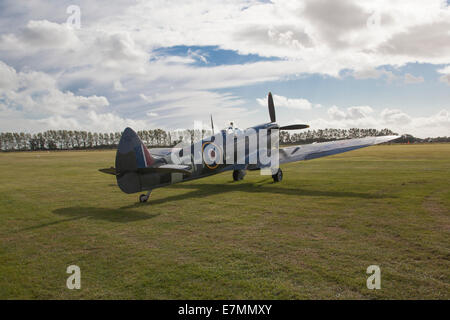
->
left=267, top=91, right=309, bottom=131
left=268, top=92, right=276, bottom=123
left=279, top=124, right=309, bottom=130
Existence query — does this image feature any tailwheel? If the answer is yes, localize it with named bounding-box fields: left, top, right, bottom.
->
left=272, top=168, right=283, bottom=183
left=139, top=190, right=152, bottom=203
left=233, top=170, right=246, bottom=181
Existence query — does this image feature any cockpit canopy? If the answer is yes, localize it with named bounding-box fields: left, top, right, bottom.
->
left=221, top=122, right=243, bottom=136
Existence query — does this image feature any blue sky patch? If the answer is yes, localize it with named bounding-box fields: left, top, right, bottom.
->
left=151, top=45, right=280, bottom=66
left=219, top=63, right=450, bottom=119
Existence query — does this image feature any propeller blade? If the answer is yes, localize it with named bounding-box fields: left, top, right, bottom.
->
left=279, top=124, right=310, bottom=130
left=210, top=114, right=215, bottom=135
left=268, top=92, right=276, bottom=123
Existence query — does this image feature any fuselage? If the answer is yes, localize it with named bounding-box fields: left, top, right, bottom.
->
left=115, top=123, right=279, bottom=193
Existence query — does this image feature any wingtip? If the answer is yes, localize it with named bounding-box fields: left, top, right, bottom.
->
left=375, top=135, right=400, bottom=144
left=387, top=135, right=400, bottom=140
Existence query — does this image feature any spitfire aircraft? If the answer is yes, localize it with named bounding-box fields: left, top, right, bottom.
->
left=100, top=92, right=398, bottom=202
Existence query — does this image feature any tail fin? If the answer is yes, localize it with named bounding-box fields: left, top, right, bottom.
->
left=115, top=127, right=154, bottom=173
left=115, top=127, right=155, bottom=193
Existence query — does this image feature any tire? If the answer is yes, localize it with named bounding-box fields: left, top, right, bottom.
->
left=233, top=170, right=246, bottom=181
left=272, top=168, right=283, bottom=182
left=139, top=194, right=148, bottom=203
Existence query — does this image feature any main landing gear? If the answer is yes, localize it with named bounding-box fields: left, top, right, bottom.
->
left=139, top=190, right=152, bottom=203
left=233, top=169, right=246, bottom=181
left=272, top=168, right=283, bottom=183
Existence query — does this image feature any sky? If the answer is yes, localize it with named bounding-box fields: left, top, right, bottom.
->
left=0, top=0, right=449, bottom=138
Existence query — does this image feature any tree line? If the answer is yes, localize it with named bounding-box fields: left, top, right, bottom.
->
left=0, top=129, right=171, bottom=151
left=0, top=128, right=448, bottom=151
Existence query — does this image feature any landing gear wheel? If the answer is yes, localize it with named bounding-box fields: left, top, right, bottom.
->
left=272, top=168, right=283, bottom=183
left=139, top=190, right=152, bottom=203
left=233, top=170, right=246, bottom=181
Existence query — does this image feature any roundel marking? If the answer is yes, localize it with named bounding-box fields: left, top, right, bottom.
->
left=202, top=141, right=222, bottom=170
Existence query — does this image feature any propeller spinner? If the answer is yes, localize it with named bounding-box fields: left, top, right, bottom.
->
left=267, top=92, right=309, bottom=130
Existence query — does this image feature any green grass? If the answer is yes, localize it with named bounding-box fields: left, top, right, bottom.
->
left=0, top=144, right=449, bottom=299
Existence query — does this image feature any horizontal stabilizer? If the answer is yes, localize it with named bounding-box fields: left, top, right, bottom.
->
left=99, top=167, right=116, bottom=175
left=138, top=164, right=191, bottom=175
left=99, top=164, right=191, bottom=176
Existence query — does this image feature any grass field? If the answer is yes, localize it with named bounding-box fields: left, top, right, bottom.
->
left=0, top=144, right=449, bottom=299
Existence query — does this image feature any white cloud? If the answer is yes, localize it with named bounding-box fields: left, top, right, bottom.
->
left=351, top=68, right=397, bottom=83
left=140, top=93, right=155, bottom=103
left=301, top=0, right=371, bottom=49
left=438, top=65, right=450, bottom=85
left=378, top=21, right=450, bottom=61
left=309, top=105, right=449, bottom=138
left=0, top=60, right=18, bottom=89
left=36, top=111, right=150, bottom=132
left=188, top=48, right=208, bottom=64
left=0, top=61, right=118, bottom=131
left=381, top=108, right=412, bottom=124
left=404, top=73, right=424, bottom=84
left=417, top=109, right=449, bottom=127
left=2, top=0, right=448, bottom=81
left=20, top=20, right=80, bottom=48
left=328, top=105, right=374, bottom=121
left=113, top=79, right=126, bottom=92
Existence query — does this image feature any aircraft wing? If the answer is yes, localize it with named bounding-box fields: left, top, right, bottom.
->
left=279, top=135, right=399, bottom=165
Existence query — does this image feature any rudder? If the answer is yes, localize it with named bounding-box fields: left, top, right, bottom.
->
left=115, top=127, right=155, bottom=193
